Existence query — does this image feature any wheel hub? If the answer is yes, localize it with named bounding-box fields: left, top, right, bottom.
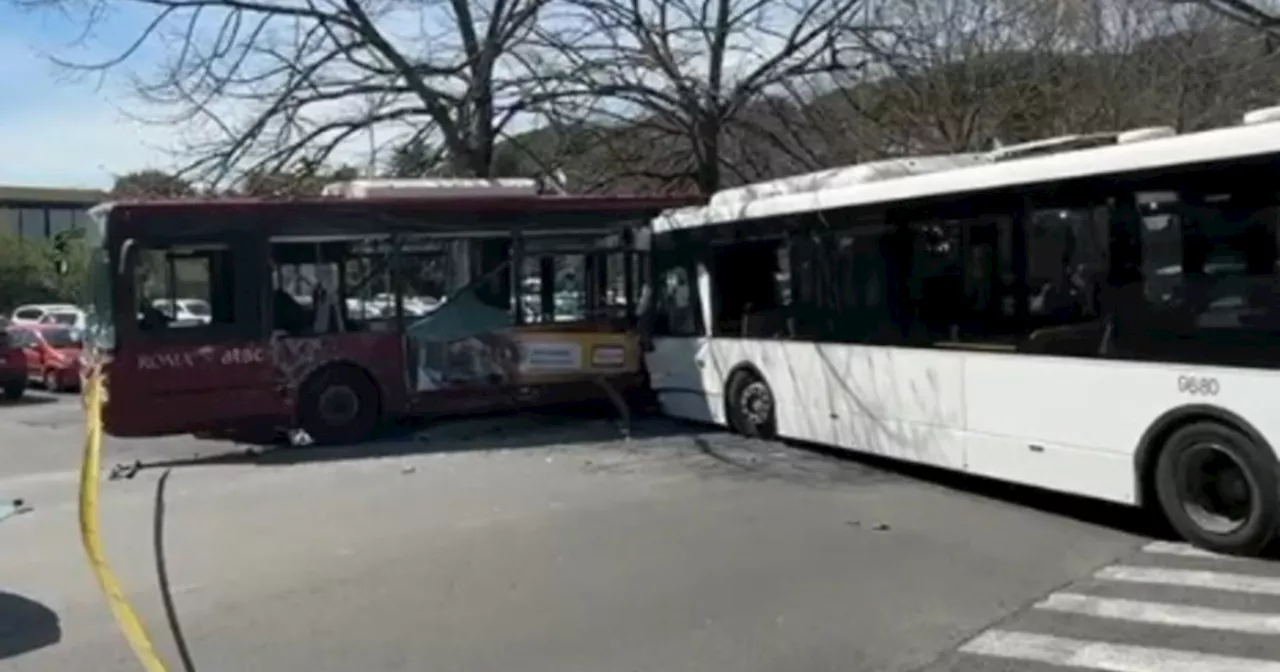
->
left=317, top=385, right=360, bottom=426
left=1179, top=442, right=1255, bottom=536
left=741, top=381, right=773, bottom=426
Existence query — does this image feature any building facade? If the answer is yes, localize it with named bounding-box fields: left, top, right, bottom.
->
left=0, top=185, right=108, bottom=241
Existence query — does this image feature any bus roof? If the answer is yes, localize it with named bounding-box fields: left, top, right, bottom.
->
left=654, top=106, right=1280, bottom=234
left=93, top=193, right=704, bottom=239
left=103, top=193, right=701, bottom=215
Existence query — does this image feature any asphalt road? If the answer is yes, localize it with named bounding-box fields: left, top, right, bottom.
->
left=2, top=392, right=1280, bottom=671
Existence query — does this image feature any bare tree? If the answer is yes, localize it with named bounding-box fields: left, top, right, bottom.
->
left=802, top=0, right=1280, bottom=161
left=534, top=0, right=869, bottom=194
left=1183, top=0, right=1280, bottom=32
left=811, top=0, right=1074, bottom=155
left=239, top=160, right=361, bottom=196
left=111, top=169, right=197, bottom=200
left=21, top=0, right=570, bottom=187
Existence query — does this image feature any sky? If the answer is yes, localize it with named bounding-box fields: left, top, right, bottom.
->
left=0, top=3, right=181, bottom=189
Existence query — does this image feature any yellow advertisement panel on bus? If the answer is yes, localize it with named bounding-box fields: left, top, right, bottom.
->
left=412, top=323, right=640, bottom=392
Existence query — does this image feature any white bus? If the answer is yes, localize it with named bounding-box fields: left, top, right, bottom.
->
left=642, top=107, right=1280, bottom=556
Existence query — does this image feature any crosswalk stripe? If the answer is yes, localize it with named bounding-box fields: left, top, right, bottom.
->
left=1141, top=541, right=1236, bottom=561
left=960, top=630, right=1280, bottom=671
left=1097, top=565, right=1280, bottom=596
left=1036, top=592, right=1280, bottom=634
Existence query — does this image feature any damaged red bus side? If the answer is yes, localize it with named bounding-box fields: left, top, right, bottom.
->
left=82, top=181, right=701, bottom=444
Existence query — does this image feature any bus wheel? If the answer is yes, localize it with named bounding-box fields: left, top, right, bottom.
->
left=1155, top=421, right=1278, bottom=556
left=726, top=371, right=776, bottom=439
left=2, top=383, right=23, bottom=401
left=298, top=366, right=380, bottom=446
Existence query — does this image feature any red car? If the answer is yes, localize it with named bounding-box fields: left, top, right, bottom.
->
left=5, top=324, right=84, bottom=393
left=0, top=320, right=25, bottom=400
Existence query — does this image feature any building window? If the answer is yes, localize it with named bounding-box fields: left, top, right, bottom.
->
left=48, top=209, right=76, bottom=238
left=18, top=208, right=46, bottom=239
left=0, top=208, right=16, bottom=237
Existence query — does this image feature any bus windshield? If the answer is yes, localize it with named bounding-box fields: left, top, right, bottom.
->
left=86, top=246, right=115, bottom=351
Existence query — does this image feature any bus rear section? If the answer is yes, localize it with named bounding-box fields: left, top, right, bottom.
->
left=86, top=183, right=696, bottom=444
left=643, top=113, right=1280, bottom=556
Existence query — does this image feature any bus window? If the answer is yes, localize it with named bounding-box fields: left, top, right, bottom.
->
left=133, top=244, right=234, bottom=331
left=653, top=264, right=702, bottom=337
left=1015, top=203, right=1113, bottom=357
left=552, top=254, right=586, bottom=322
left=1121, top=187, right=1280, bottom=366
left=517, top=252, right=590, bottom=323
left=270, top=238, right=406, bottom=336
left=1026, top=206, right=1109, bottom=323
left=87, top=247, right=115, bottom=350
left=710, top=238, right=791, bottom=339
left=904, top=214, right=1016, bottom=346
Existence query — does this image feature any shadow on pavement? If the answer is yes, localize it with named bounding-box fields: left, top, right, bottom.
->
left=117, top=402, right=688, bottom=471
left=0, top=591, right=61, bottom=660
left=585, top=430, right=1171, bottom=540
left=114, top=404, right=1176, bottom=543
left=0, top=393, right=59, bottom=407
left=795, top=441, right=1176, bottom=541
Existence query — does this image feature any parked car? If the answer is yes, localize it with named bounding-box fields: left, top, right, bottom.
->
left=10, top=303, right=81, bottom=325
left=0, top=320, right=25, bottom=400
left=39, top=308, right=88, bottom=330
left=151, top=298, right=213, bottom=326
left=6, top=324, right=84, bottom=392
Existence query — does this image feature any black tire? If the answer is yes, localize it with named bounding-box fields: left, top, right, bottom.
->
left=3, top=383, right=24, bottom=401
left=726, top=370, right=776, bottom=439
left=1155, top=421, right=1278, bottom=556
left=43, top=369, right=60, bottom=393
left=298, top=366, right=381, bottom=445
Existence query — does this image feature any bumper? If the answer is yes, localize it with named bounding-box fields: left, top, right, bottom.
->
left=0, top=368, right=24, bottom=388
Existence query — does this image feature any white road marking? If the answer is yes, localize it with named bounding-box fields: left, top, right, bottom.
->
left=1097, top=566, right=1280, bottom=596
left=961, top=630, right=1280, bottom=671
left=1037, top=592, right=1280, bottom=635
left=1142, top=541, right=1235, bottom=561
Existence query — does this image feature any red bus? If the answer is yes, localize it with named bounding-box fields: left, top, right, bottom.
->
left=83, top=179, right=701, bottom=444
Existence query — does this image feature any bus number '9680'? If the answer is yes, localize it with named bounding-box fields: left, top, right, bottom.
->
left=1177, top=375, right=1220, bottom=396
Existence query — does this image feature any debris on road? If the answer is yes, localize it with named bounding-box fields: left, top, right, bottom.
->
left=108, top=460, right=142, bottom=481
left=0, top=497, right=32, bottom=523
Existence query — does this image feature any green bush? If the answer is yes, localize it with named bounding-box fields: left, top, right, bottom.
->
left=0, top=233, right=89, bottom=314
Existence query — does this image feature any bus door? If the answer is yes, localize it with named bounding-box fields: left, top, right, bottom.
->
left=517, top=243, right=634, bottom=326
left=112, top=233, right=276, bottom=434
left=643, top=245, right=716, bottom=423
left=506, top=239, right=641, bottom=386
left=517, top=238, right=587, bottom=325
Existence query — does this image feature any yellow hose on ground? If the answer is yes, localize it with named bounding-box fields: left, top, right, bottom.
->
left=79, top=366, right=171, bottom=672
